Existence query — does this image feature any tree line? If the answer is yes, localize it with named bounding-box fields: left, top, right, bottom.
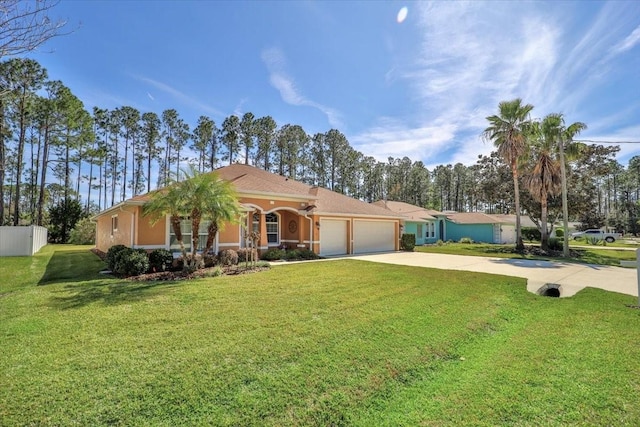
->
left=1, top=58, right=639, bottom=244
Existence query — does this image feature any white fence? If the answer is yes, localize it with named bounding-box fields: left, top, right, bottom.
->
left=0, top=226, right=48, bottom=256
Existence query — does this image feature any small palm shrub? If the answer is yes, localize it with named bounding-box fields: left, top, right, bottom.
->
left=218, top=249, right=239, bottom=266
left=400, top=233, right=416, bottom=251
left=459, top=237, right=474, bottom=244
left=586, top=236, right=604, bottom=246
left=106, top=244, right=129, bottom=271
left=114, top=248, right=150, bottom=276
left=148, top=249, right=173, bottom=272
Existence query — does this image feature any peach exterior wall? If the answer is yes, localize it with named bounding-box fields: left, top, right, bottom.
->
left=95, top=196, right=398, bottom=254
left=136, top=206, right=166, bottom=246
left=95, top=206, right=135, bottom=253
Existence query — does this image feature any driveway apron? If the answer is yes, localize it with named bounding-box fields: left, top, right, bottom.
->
left=346, top=252, right=638, bottom=298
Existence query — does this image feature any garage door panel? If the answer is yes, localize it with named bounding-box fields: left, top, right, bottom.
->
left=320, top=219, right=348, bottom=256
left=353, top=220, right=395, bottom=254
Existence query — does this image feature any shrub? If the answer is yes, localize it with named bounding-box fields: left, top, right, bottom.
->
left=114, top=248, right=150, bottom=276
left=522, top=227, right=541, bottom=242
left=296, top=248, right=319, bottom=260
left=203, top=255, right=217, bottom=268
left=183, top=254, right=205, bottom=272
left=436, top=239, right=444, bottom=246
left=106, top=244, right=129, bottom=271
left=586, top=236, right=604, bottom=246
left=548, top=237, right=563, bottom=251
left=202, top=266, right=224, bottom=277
left=237, top=248, right=259, bottom=263
left=68, top=217, right=96, bottom=245
left=254, top=261, right=271, bottom=268
left=555, top=228, right=564, bottom=238
left=218, top=249, right=239, bottom=266
left=459, top=237, right=473, bottom=244
left=400, top=233, right=416, bottom=251
left=284, top=249, right=301, bottom=260
left=148, top=249, right=173, bottom=272
left=261, top=248, right=285, bottom=261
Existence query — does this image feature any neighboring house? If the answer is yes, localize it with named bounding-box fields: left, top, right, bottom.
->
left=443, top=212, right=513, bottom=244
left=372, top=200, right=446, bottom=244
left=93, top=164, right=403, bottom=257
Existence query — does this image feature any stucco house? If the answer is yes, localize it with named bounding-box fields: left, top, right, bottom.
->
left=443, top=212, right=513, bottom=244
left=93, top=164, right=403, bottom=257
left=372, top=200, right=445, bottom=245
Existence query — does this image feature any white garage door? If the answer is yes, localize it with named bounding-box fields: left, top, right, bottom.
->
left=500, top=225, right=516, bottom=244
left=353, top=220, right=396, bottom=254
left=319, top=219, right=348, bottom=256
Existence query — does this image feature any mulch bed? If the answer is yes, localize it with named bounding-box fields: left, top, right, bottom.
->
left=127, top=265, right=270, bottom=282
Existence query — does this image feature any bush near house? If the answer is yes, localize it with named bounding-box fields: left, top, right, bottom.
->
left=68, top=217, right=96, bottom=245
left=106, top=244, right=129, bottom=271
left=459, top=237, right=474, bottom=244
left=260, top=248, right=320, bottom=261
left=237, top=248, right=259, bottom=263
left=148, top=249, right=173, bottom=272
left=400, top=233, right=416, bottom=251
left=114, top=249, right=150, bottom=277
left=218, top=249, right=239, bottom=266
left=522, top=227, right=541, bottom=242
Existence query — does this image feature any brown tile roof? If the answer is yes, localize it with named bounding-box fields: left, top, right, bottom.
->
left=371, top=200, right=442, bottom=221
left=490, top=214, right=539, bottom=228
left=216, top=164, right=314, bottom=198
left=313, top=188, right=404, bottom=217
left=99, top=164, right=401, bottom=219
left=445, top=212, right=503, bottom=224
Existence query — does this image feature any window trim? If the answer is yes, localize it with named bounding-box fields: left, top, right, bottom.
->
left=111, top=215, right=118, bottom=236
left=265, top=212, right=279, bottom=245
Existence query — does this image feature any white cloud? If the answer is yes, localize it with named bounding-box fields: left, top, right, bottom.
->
left=134, top=75, right=223, bottom=117
left=351, top=1, right=639, bottom=167
left=612, top=25, right=640, bottom=54
left=261, top=47, right=343, bottom=128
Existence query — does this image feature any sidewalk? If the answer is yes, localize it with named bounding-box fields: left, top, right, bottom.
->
left=345, top=252, right=638, bottom=298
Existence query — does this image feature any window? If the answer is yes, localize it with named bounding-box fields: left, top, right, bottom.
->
left=169, top=218, right=211, bottom=253
left=417, top=224, right=423, bottom=238
left=265, top=213, right=279, bottom=244
left=252, top=213, right=260, bottom=233
left=429, top=222, right=435, bottom=238
left=242, top=213, right=261, bottom=247
left=111, top=215, right=118, bottom=235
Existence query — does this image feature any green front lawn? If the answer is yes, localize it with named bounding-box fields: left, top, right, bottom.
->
left=2, top=245, right=640, bottom=425
left=416, top=242, right=638, bottom=266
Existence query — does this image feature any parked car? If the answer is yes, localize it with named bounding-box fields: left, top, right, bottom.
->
left=570, top=229, right=622, bottom=243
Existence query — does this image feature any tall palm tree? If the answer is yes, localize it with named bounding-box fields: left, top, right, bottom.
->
left=143, top=166, right=241, bottom=271
left=483, top=99, right=534, bottom=251
left=540, top=113, right=586, bottom=257
left=524, top=119, right=562, bottom=251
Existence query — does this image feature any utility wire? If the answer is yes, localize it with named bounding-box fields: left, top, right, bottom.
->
left=576, top=139, right=640, bottom=144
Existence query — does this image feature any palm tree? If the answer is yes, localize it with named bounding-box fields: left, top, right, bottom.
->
left=142, top=181, right=187, bottom=259
left=180, top=165, right=241, bottom=261
left=143, top=165, right=241, bottom=272
left=539, top=113, right=586, bottom=257
left=524, top=119, right=562, bottom=251
left=483, top=99, right=534, bottom=251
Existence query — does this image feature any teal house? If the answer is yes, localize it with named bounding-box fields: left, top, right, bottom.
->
left=373, top=201, right=445, bottom=245
left=443, top=212, right=511, bottom=243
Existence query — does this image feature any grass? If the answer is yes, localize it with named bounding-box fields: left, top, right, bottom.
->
left=416, top=242, right=638, bottom=267
left=2, top=245, right=640, bottom=425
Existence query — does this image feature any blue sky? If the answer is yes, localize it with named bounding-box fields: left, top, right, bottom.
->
left=30, top=0, right=640, bottom=168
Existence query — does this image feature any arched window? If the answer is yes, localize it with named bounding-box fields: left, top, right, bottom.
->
left=265, top=212, right=279, bottom=244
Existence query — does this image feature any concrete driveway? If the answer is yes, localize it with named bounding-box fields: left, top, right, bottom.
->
left=346, top=252, right=638, bottom=298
